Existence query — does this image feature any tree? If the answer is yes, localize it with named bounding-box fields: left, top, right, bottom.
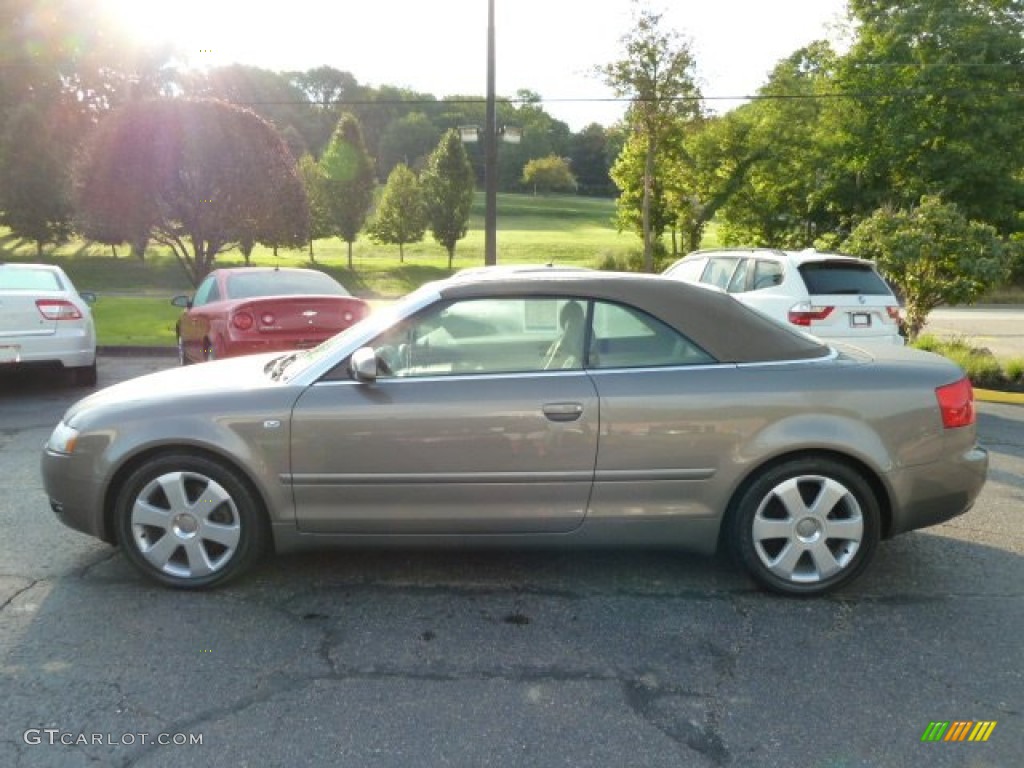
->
left=367, top=164, right=426, bottom=263
left=599, top=2, right=702, bottom=271
left=296, top=153, right=332, bottom=260
left=569, top=123, right=615, bottom=197
left=842, top=196, right=1012, bottom=340
left=377, top=112, right=442, bottom=178
left=522, top=155, right=577, bottom=195
left=75, top=99, right=308, bottom=287
left=609, top=131, right=672, bottom=257
left=421, top=129, right=476, bottom=269
left=320, top=113, right=376, bottom=269
left=0, top=104, right=73, bottom=255
left=183, top=65, right=312, bottom=158
left=288, top=66, right=361, bottom=155
left=664, top=115, right=764, bottom=254
left=831, top=0, right=1024, bottom=234
left=713, top=43, right=838, bottom=249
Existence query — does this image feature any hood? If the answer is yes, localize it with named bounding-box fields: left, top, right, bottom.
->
left=63, top=352, right=282, bottom=425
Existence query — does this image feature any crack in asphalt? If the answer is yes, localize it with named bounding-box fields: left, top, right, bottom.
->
left=0, top=579, right=39, bottom=614
left=75, top=550, right=122, bottom=579
left=623, top=678, right=730, bottom=766
left=114, top=664, right=726, bottom=768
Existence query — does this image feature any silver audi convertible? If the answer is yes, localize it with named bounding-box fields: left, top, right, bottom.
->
left=42, top=270, right=988, bottom=595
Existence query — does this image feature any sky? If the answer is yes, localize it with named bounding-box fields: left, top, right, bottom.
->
left=101, top=0, right=851, bottom=130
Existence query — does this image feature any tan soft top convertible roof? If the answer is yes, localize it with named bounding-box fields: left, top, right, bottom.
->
left=436, top=271, right=829, bottom=364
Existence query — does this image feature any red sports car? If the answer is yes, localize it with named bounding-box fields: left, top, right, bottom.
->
left=172, top=267, right=370, bottom=364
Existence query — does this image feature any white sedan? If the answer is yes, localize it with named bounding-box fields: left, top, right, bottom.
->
left=0, top=263, right=97, bottom=386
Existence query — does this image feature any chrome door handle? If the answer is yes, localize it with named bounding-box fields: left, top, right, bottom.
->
left=542, top=402, right=584, bottom=422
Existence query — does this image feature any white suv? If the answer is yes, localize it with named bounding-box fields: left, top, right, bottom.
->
left=663, top=248, right=904, bottom=345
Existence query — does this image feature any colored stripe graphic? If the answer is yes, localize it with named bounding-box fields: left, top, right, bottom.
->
left=969, top=722, right=997, bottom=742
left=922, top=720, right=997, bottom=743
left=945, top=721, right=973, bottom=741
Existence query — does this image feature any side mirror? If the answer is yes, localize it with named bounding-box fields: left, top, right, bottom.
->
left=79, top=291, right=97, bottom=305
left=349, top=347, right=378, bottom=382
left=171, top=295, right=192, bottom=309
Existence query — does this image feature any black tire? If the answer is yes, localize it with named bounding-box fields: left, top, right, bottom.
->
left=177, top=335, right=191, bottom=366
left=727, top=457, right=880, bottom=596
left=114, top=453, right=269, bottom=589
left=71, top=362, right=98, bottom=387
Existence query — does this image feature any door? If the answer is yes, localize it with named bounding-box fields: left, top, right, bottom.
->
left=289, top=296, right=599, bottom=534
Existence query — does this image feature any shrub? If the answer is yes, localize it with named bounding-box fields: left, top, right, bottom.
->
left=1004, top=358, right=1024, bottom=382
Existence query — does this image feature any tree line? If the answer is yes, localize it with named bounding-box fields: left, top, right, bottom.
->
left=2, top=0, right=1022, bottom=332
left=602, top=0, right=1023, bottom=336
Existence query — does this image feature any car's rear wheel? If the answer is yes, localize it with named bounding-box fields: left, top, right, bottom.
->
left=728, top=457, right=880, bottom=596
left=177, top=335, right=191, bottom=366
left=70, top=361, right=97, bottom=387
left=114, top=454, right=269, bottom=589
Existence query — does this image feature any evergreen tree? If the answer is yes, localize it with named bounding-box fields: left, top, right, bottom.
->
left=320, top=113, right=376, bottom=268
left=367, top=164, right=426, bottom=263
left=421, top=129, right=476, bottom=269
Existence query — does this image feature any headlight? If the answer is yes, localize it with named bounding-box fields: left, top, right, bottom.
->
left=46, top=422, right=80, bottom=454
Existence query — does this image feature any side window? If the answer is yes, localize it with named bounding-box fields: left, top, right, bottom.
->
left=727, top=258, right=751, bottom=293
left=590, top=302, right=714, bottom=369
left=700, top=257, right=740, bottom=290
left=751, top=259, right=784, bottom=291
left=369, top=297, right=584, bottom=377
left=192, top=276, right=220, bottom=307
left=663, top=257, right=706, bottom=282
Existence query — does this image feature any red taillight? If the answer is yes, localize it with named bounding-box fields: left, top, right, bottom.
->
left=936, top=378, right=975, bottom=429
left=231, top=312, right=254, bottom=331
left=886, top=306, right=901, bottom=321
left=36, top=299, right=82, bottom=321
left=787, top=303, right=834, bottom=327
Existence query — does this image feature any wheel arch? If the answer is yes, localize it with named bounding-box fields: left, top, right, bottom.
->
left=717, top=448, right=893, bottom=553
left=102, top=444, right=274, bottom=549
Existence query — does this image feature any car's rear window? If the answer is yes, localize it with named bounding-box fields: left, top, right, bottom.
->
left=797, top=261, right=892, bottom=296
left=0, top=268, right=63, bottom=292
left=226, top=271, right=349, bottom=299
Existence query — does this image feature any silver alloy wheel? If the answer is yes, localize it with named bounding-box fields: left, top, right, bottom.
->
left=751, top=474, right=864, bottom=584
left=130, top=471, right=242, bottom=579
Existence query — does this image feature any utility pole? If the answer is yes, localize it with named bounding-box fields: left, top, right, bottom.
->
left=484, top=0, right=498, bottom=265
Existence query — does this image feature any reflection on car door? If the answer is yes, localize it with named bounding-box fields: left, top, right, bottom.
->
left=289, top=373, right=598, bottom=534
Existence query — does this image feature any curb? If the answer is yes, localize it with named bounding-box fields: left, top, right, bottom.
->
left=98, top=346, right=176, bottom=357
left=974, top=388, right=1024, bottom=406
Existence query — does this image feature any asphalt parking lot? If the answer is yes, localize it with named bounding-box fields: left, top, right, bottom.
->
left=1, top=355, right=1021, bottom=768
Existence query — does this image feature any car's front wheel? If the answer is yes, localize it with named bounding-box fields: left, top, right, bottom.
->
left=728, top=457, right=880, bottom=596
left=114, top=454, right=269, bottom=589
